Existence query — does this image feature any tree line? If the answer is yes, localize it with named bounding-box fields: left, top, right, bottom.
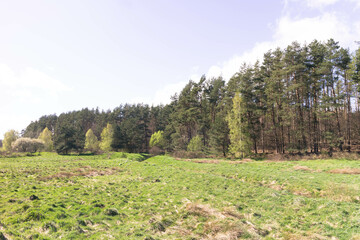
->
left=3, top=39, right=360, bottom=157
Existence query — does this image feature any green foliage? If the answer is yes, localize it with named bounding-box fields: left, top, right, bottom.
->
left=127, top=153, right=148, bottom=161
left=3, top=130, right=19, bottom=152
left=209, top=110, right=229, bottom=156
left=38, top=127, right=53, bottom=151
left=111, top=125, right=127, bottom=151
left=20, top=39, right=360, bottom=156
left=226, top=93, right=251, bottom=158
left=85, top=129, right=99, bottom=153
left=149, top=131, right=165, bottom=149
left=187, top=135, right=203, bottom=152
left=11, top=138, right=44, bottom=153
left=100, top=123, right=114, bottom=152
left=22, top=114, right=57, bottom=138
left=53, top=113, right=85, bottom=155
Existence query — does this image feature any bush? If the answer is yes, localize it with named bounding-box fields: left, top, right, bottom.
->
left=149, top=146, right=164, bottom=155
left=187, top=135, right=203, bottom=152
left=12, top=138, right=44, bottom=153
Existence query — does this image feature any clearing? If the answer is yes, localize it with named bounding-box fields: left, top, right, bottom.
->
left=1, top=153, right=360, bottom=239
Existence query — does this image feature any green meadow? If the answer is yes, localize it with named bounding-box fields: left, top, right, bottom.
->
left=1, top=153, right=360, bottom=239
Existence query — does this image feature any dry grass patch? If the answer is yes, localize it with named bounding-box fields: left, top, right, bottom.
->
left=222, top=207, right=244, bottom=220
left=186, top=203, right=225, bottom=219
left=293, top=189, right=312, bottom=197
left=38, top=166, right=122, bottom=181
left=268, top=180, right=284, bottom=191
left=181, top=203, right=266, bottom=239
left=328, top=168, right=360, bottom=175
left=203, top=221, right=244, bottom=240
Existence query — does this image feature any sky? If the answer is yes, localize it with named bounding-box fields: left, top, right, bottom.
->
left=0, top=0, right=360, bottom=138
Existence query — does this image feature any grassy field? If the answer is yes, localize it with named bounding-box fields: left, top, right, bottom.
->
left=1, top=153, right=360, bottom=239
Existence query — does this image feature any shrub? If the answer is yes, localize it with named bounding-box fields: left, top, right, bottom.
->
left=187, top=135, right=203, bottom=152
left=149, top=146, right=164, bottom=155
left=12, top=138, right=44, bottom=153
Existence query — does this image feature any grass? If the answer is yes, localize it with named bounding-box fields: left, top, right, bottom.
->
left=1, top=153, right=360, bottom=239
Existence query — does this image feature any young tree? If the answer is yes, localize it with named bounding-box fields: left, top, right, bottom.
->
left=149, top=130, right=165, bottom=148
left=226, top=93, right=251, bottom=158
left=187, top=135, right=203, bottom=152
left=100, top=123, right=114, bottom=152
left=3, top=130, right=19, bottom=152
left=149, top=130, right=165, bottom=155
left=38, top=127, right=53, bottom=151
left=85, top=129, right=99, bottom=153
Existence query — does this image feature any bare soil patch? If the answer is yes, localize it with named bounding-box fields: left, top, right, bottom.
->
left=328, top=168, right=360, bottom=175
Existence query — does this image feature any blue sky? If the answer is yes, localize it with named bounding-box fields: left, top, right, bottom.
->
left=0, top=0, right=360, bottom=138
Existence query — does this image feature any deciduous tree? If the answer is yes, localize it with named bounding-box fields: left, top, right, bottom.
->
left=85, top=129, right=99, bottom=153
left=100, top=123, right=114, bottom=152
left=38, top=127, right=53, bottom=151
left=3, top=130, right=19, bottom=152
left=226, top=93, right=251, bottom=158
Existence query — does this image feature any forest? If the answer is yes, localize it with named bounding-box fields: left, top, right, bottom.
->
left=8, top=39, right=360, bottom=157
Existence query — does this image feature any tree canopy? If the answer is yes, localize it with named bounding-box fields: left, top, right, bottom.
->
left=3, top=130, right=19, bottom=152
left=19, top=39, right=360, bottom=157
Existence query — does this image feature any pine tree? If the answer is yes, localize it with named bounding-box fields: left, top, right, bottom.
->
left=53, top=113, right=85, bottom=155
left=111, top=125, right=127, bottom=151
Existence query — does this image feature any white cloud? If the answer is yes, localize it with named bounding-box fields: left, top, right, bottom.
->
left=205, top=6, right=360, bottom=80
left=349, top=0, right=360, bottom=8
left=153, top=80, right=188, bottom=105
left=0, top=64, right=71, bottom=95
left=305, top=0, right=339, bottom=8
left=274, top=13, right=354, bottom=47
left=0, top=64, right=71, bottom=138
left=146, top=1, right=360, bottom=107
left=0, top=114, right=34, bottom=139
left=206, top=41, right=275, bottom=80
left=287, top=0, right=360, bottom=9
left=129, top=80, right=188, bottom=105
